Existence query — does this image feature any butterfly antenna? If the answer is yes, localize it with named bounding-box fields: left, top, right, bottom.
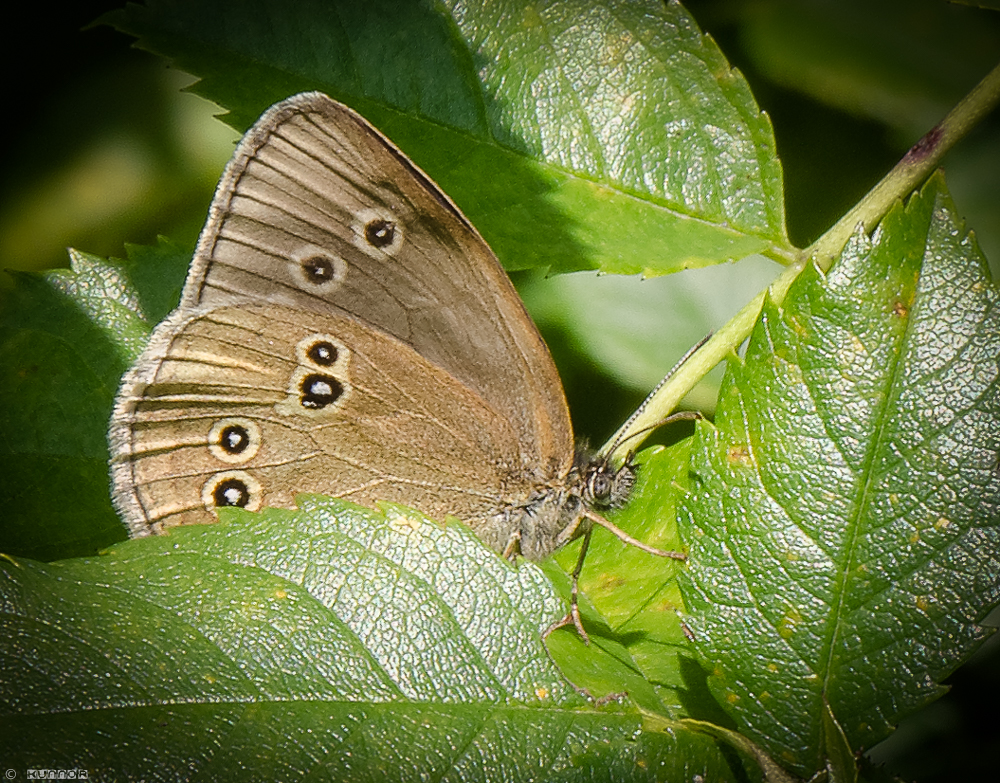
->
left=603, top=332, right=712, bottom=459
left=606, top=411, right=704, bottom=460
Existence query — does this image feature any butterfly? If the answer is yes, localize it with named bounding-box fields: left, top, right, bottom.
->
left=109, top=92, right=685, bottom=638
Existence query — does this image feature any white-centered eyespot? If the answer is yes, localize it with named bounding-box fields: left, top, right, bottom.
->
left=352, top=208, right=404, bottom=257
left=276, top=369, right=352, bottom=417
left=208, top=417, right=262, bottom=464
left=202, top=470, right=263, bottom=514
left=291, top=247, right=347, bottom=293
left=275, top=333, right=352, bottom=419
left=295, top=333, right=350, bottom=371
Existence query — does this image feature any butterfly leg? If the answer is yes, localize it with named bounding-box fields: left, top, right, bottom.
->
left=544, top=509, right=687, bottom=644
left=543, top=526, right=593, bottom=644
left=501, top=530, right=522, bottom=560
left=583, top=508, right=687, bottom=560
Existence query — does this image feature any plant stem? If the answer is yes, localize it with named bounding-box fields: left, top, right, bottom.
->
left=809, top=60, right=1000, bottom=269
left=604, top=60, right=1000, bottom=460
left=603, top=260, right=803, bottom=459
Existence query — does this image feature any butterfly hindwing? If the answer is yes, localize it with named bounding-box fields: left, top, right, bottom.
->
left=111, top=303, right=522, bottom=536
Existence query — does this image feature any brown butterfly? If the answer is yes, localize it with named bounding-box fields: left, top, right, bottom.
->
left=109, top=92, right=685, bottom=638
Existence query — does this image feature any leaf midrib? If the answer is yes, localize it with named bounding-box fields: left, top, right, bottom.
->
left=816, top=246, right=920, bottom=711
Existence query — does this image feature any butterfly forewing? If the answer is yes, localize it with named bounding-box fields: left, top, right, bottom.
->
left=184, top=93, right=572, bottom=474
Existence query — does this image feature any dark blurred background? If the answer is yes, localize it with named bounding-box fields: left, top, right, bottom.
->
left=2, top=2, right=997, bottom=780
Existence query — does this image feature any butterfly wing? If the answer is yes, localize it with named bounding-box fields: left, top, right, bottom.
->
left=111, top=303, right=523, bottom=543
left=182, top=93, right=572, bottom=477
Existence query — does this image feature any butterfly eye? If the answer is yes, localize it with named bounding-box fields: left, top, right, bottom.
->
left=208, top=418, right=261, bottom=464
left=588, top=471, right=614, bottom=503
left=583, top=462, right=636, bottom=508
left=307, top=341, right=338, bottom=366
left=299, top=373, right=344, bottom=409
left=201, top=471, right=262, bottom=515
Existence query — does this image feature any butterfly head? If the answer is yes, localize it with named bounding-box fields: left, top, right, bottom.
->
left=577, top=449, right=636, bottom=510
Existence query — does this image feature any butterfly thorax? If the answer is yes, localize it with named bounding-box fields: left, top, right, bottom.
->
left=484, top=450, right=637, bottom=562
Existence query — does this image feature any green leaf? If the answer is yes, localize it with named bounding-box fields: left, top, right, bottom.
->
left=0, top=498, right=749, bottom=781
left=729, top=0, right=1000, bottom=271
left=0, top=242, right=189, bottom=560
left=822, top=702, right=859, bottom=783
left=101, top=0, right=791, bottom=274
left=678, top=174, right=1000, bottom=776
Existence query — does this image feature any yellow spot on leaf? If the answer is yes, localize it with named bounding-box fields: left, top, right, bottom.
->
left=598, top=573, right=627, bottom=590
left=520, top=5, right=542, bottom=28
left=396, top=515, right=422, bottom=532
left=778, top=607, right=802, bottom=639
left=727, top=444, right=753, bottom=467
left=788, top=315, right=808, bottom=338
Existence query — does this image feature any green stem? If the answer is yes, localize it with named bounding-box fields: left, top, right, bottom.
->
left=604, top=60, right=1000, bottom=460
left=603, top=260, right=803, bottom=459
left=809, top=60, right=1000, bottom=269
left=674, top=718, right=801, bottom=783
